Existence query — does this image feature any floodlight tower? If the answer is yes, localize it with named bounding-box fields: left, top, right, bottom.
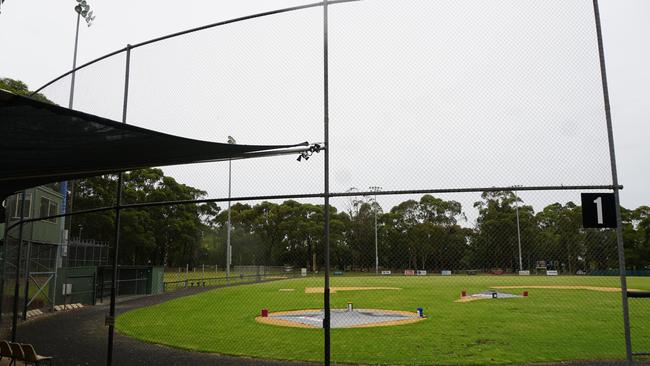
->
left=369, top=186, right=382, bottom=274
left=226, top=136, right=236, bottom=282
left=66, top=0, right=95, bottom=224
left=59, top=0, right=95, bottom=268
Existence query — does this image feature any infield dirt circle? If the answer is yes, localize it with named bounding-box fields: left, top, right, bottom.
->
left=256, top=308, right=426, bottom=328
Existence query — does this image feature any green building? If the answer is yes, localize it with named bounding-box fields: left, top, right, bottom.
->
left=1, top=185, right=64, bottom=316
left=2, top=185, right=65, bottom=245
left=1, top=185, right=163, bottom=316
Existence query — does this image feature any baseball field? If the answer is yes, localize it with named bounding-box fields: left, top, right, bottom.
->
left=116, top=275, right=650, bottom=365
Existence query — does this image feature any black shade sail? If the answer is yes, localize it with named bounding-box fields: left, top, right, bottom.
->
left=0, top=89, right=308, bottom=199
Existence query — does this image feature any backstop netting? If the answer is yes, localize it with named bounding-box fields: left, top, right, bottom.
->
left=2, top=1, right=647, bottom=365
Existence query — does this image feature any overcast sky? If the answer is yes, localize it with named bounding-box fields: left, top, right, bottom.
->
left=0, top=0, right=647, bottom=219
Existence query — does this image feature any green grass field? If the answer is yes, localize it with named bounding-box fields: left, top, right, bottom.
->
left=117, top=275, right=650, bottom=365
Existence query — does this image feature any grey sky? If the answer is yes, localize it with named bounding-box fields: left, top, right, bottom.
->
left=0, top=0, right=647, bottom=219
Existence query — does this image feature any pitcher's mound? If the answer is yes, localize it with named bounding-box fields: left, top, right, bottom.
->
left=456, top=290, right=523, bottom=303
left=304, top=287, right=400, bottom=294
left=256, top=308, right=425, bottom=328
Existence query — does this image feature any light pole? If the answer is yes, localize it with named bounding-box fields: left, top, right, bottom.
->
left=226, top=136, right=236, bottom=282
left=369, top=186, right=382, bottom=274
left=513, top=186, right=523, bottom=272
left=65, top=0, right=95, bottom=258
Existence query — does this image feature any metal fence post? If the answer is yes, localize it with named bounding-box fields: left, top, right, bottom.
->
left=0, top=218, right=9, bottom=324
left=106, top=44, right=131, bottom=366
left=21, top=239, right=31, bottom=320
left=592, top=1, right=633, bottom=364
left=322, top=1, right=331, bottom=365
left=11, top=192, right=27, bottom=341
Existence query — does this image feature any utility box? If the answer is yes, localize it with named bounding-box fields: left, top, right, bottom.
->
left=150, top=267, right=165, bottom=294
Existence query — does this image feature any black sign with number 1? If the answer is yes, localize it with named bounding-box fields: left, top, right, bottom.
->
left=581, top=193, right=617, bottom=229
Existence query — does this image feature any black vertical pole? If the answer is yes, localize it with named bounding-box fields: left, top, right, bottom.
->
left=21, top=239, right=31, bottom=320
left=592, top=1, right=633, bottom=364
left=106, top=45, right=131, bottom=366
left=0, top=204, right=10, bottom=324
left=11, top=191, right=26, bottom=341
left=322, top=1, right=331, bottom=365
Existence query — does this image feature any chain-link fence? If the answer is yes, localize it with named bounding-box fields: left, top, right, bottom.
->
left=2, top=0, right=648, bottom=365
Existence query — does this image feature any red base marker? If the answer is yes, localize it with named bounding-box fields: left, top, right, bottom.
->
left=261, top=308, right=269, bottom=317
left=461, top=290, right=467, bottom=297
left=523, top=291, right=529, bottom=297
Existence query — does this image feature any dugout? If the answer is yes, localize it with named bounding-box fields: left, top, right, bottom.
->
left=96, top=265, right=164, bottom=301
left=54, top=265, right=164, bottom=305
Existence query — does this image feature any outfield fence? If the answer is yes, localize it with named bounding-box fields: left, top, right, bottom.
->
left=2, top=0, right=646, bottom=365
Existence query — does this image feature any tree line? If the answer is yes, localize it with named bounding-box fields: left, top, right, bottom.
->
left=67, top=169, right=650, bottom=273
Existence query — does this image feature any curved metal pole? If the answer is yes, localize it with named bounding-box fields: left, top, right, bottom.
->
left=31, top=0, right=360, bottom=96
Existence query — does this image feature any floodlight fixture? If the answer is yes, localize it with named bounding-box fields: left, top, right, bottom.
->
left=75, top=0, right=95, bottom=27
left=296, top=143, right=323, bottom=162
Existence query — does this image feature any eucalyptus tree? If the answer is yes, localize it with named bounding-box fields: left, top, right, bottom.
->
left=472, top=191, right=537, bottom=271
